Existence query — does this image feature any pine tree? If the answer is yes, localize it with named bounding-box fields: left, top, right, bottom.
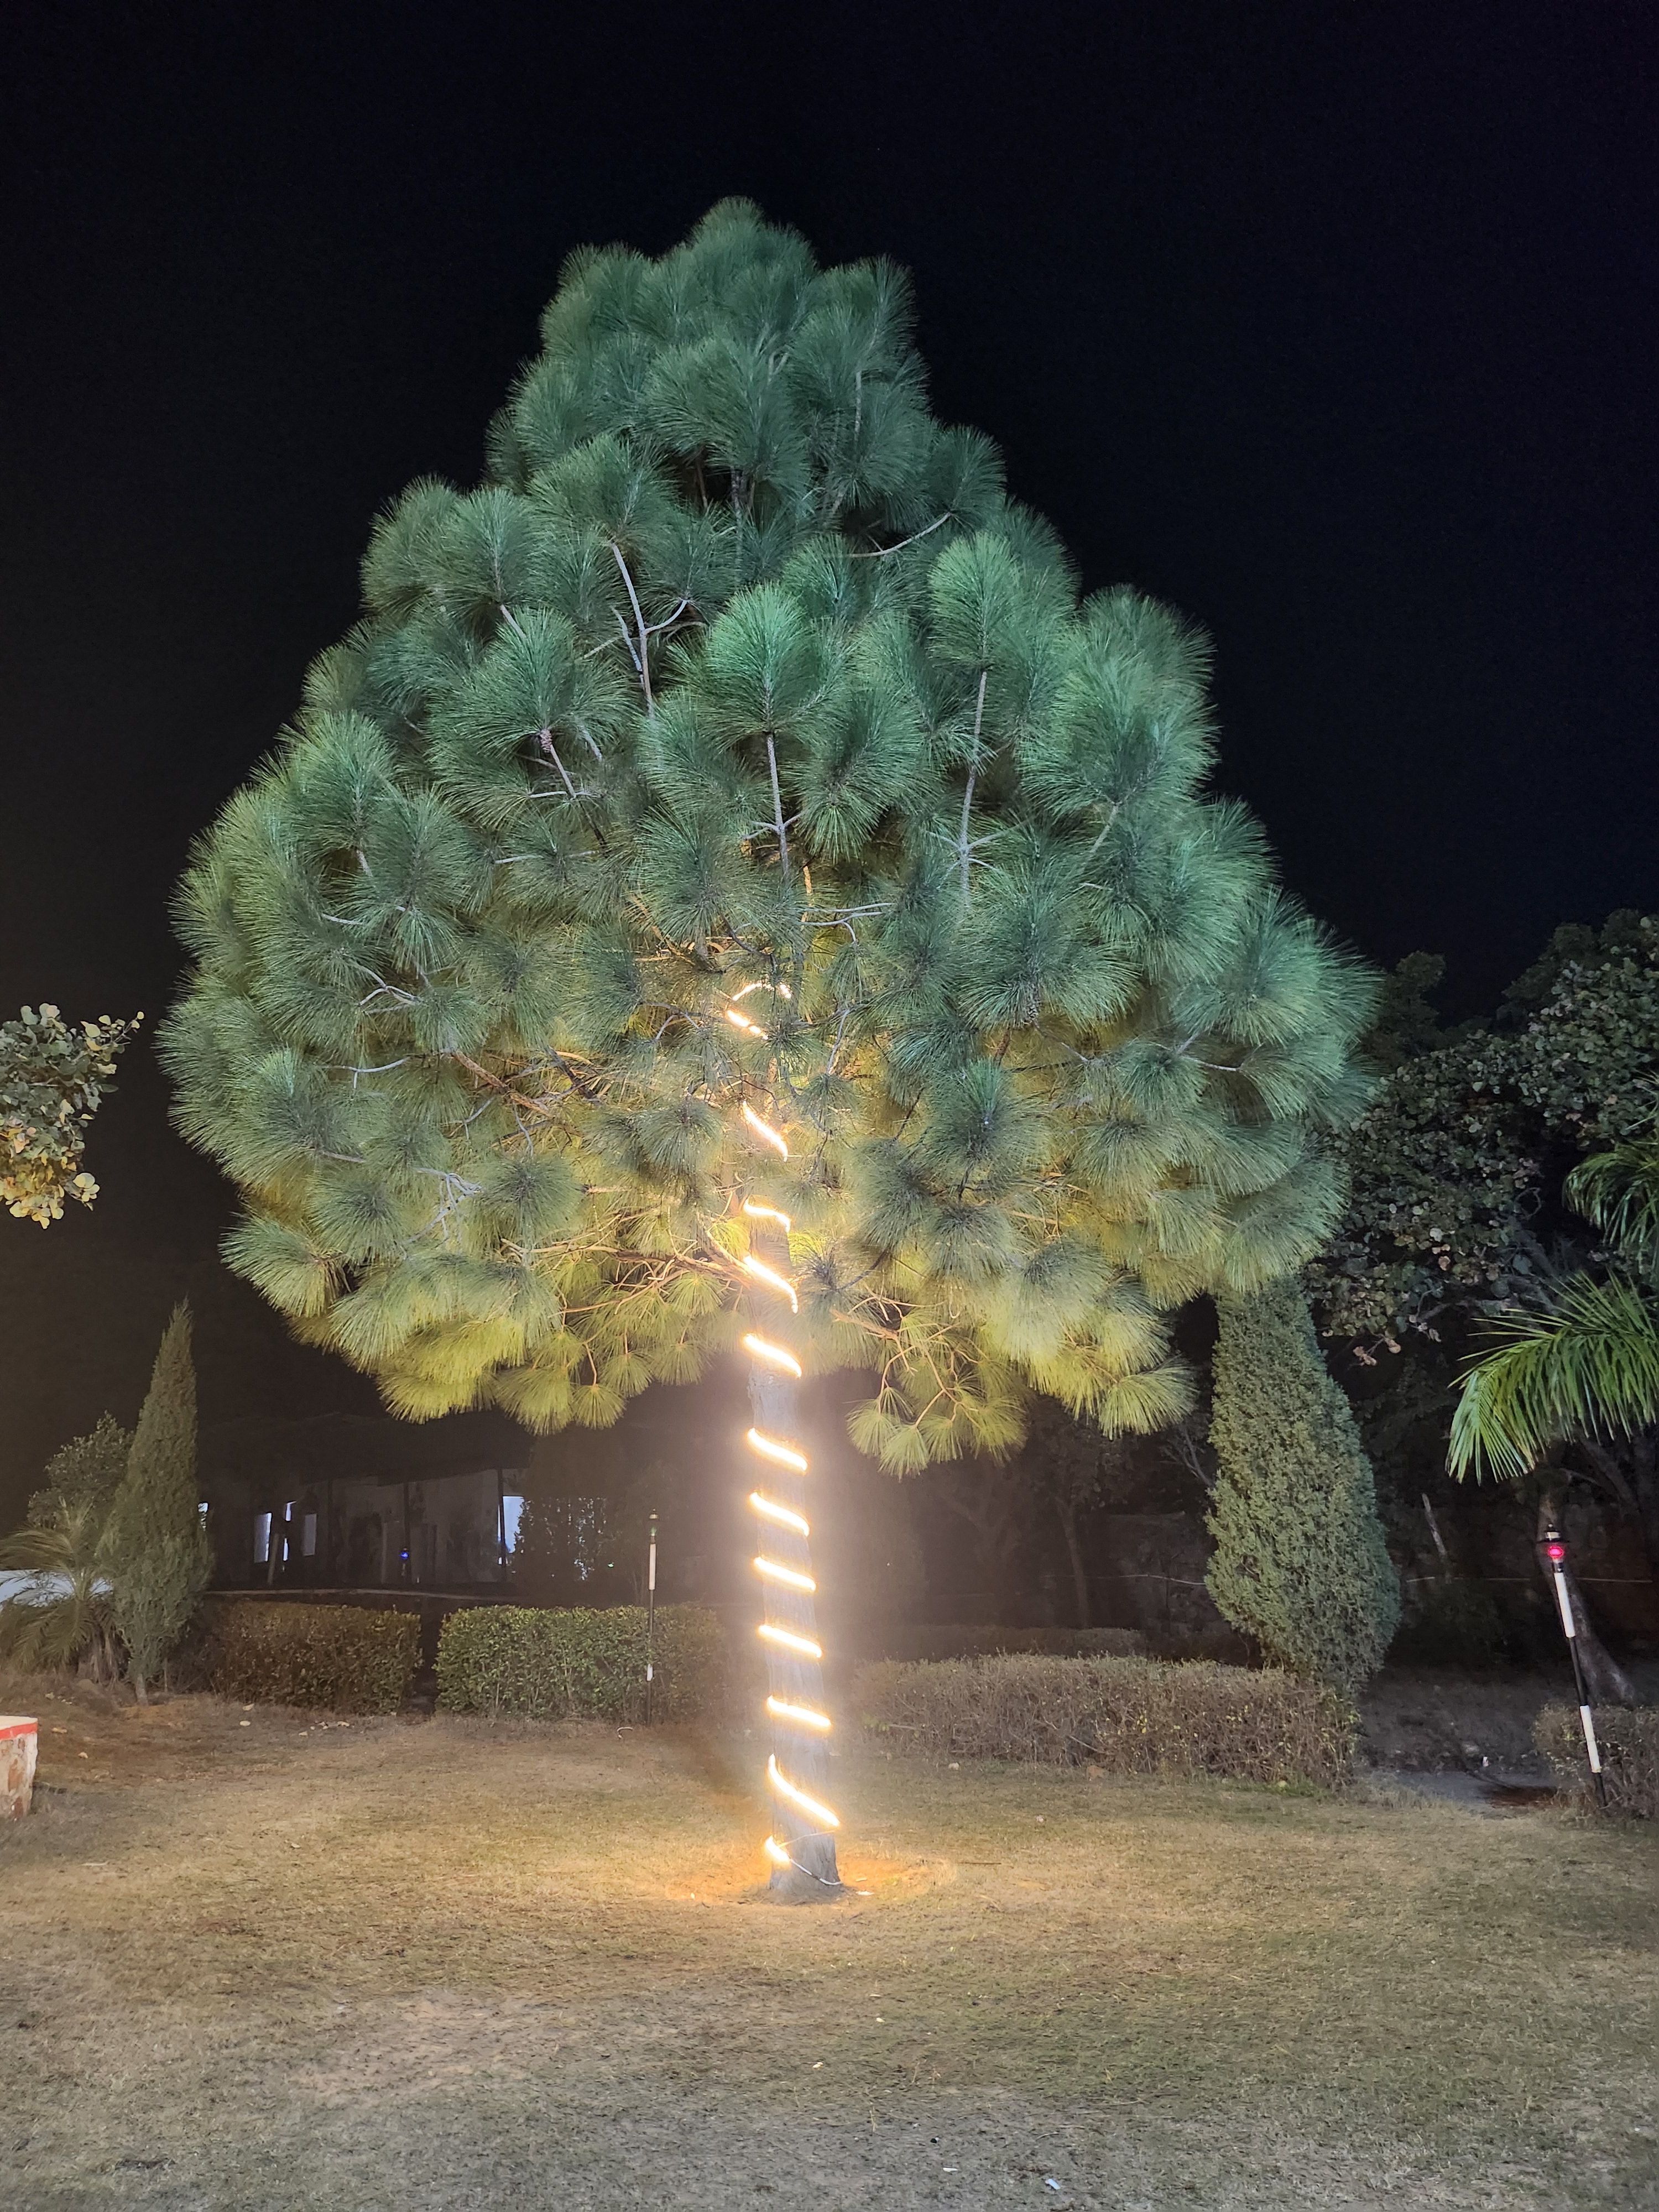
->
left=161, top=204, right=1374, bottom=1879
left=1207, top=1279, right=1400, bottom=1694
left=101, top=1305, right=210, bottom=1700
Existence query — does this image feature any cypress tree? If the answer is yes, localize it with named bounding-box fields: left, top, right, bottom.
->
left=101, top=1305, right=210, bottom=1701
left=1207, top=1280, right=1400, bottom=1694
left=161, top=204, right=1373, bottom=1875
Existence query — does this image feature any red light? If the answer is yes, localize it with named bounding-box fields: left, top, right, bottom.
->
left=1546, top=1542, right=1566, bottom=1563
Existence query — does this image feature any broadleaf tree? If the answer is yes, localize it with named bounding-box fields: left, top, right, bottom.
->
left=163, top=204, right=1373, bottom=1874
left=1, top=1004, right=139, bottom=1224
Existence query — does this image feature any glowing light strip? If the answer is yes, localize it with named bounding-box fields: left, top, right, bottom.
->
left=754, top=1554, right=816, bottom=1592
left=766, top=1695, right=831, bottom=1733
left=758, top=1623, right=822, bottom=1659
left=742, top=1332, right=800, bottom=1377
left=768, top=1754, right=840, bottom=1831
left=749, top=1491, right=808, bottom=1536
left=742, top=1201, right=792, bottom=1234
left=747, top=1427, right=808, bottom=1472
left=733, top=980, right=839, bottom=1878
left=742, top=1102, right=789, bottom=1157
left=740, top=1255, right=797, bottom=1311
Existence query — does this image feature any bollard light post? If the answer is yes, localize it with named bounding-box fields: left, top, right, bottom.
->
left=1544, top=1524, right=1608, bottom=1809
left=645, top=1511, right=658, bottom=1726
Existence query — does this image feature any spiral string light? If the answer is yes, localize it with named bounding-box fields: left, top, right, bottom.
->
left=731, top=998, right=843, bottom=1891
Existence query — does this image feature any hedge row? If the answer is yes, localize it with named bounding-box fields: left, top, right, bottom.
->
left=210, top=1601, right=420, bottom=1713
left=436, top=1603, right=726, bottom=1723
left=1535, top=1702, right=1659, bottom=1818
left=870, top=1624, right=1150, bottom=1664
left=855, top=1652, right=1354, bottom=1788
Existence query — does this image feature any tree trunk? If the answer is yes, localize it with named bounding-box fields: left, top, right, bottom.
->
left=1630, top=1430, right=1659, bottom=1588
left=1056, top=1497, right=1092, bottom=1629
left=1573, top=1437, right=1659, bottom=1587
left=752, top=1327, right=845, bottom=1902
left=1535, top=1490, right=1636, bottom=1707
left=131, top=1670, right=148, bottom=1706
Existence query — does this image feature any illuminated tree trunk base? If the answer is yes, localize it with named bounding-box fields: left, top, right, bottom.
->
left=745, top=1297, right=843, bottom=1900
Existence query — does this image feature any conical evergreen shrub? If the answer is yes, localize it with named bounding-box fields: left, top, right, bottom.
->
left=1206, top=1280, right=1400, bottom=1694
left=101, top=1305, right=211, bottom=1699
left=163, top=202, right=1373, bottom=1467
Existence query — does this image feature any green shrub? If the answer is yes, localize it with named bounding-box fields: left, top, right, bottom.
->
left=856, top=1651, right=1354, bottom=1788
left=870, top=1624, right=1150, bottom=1663
left=210, top=1600, right=420, bottom=1713
left=1535, top=1702, right=1659, bottom=1818
left=436, top=1604, right=727, bottom=1723
left=1207, top=1281, right=1401, bottom=1695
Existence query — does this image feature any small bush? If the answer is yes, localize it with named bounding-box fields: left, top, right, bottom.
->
left=436, top=1603, right=726, bottom=1723
left=856, top=1651, right=1354, bottom=1788
left=1535, top=1702, right=1659, bottom=1818
left=210, top=1601, right=420, bottom=1713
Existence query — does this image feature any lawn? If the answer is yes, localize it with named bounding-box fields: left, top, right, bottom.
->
left=3, top=1678, right=1656, bottom=2209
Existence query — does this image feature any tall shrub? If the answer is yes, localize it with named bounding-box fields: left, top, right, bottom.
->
left=1207, top=1279, right=1399, bottom=1695
left=27, top=1412, right=132, bottom=1531
left=101, top=1305, right=211, bottom=1700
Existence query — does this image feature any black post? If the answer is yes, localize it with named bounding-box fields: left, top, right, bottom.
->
left=1545, top=1525, right=1608, bottom=1809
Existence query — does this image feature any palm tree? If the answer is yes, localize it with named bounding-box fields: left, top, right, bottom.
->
left=0, top=1500, right=119, bottom=1678
left=1449, top=1128, right=1659, bottom=1703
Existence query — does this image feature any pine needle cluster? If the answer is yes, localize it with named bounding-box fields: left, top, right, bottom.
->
left=163, top=202, right=1373, bottom=1468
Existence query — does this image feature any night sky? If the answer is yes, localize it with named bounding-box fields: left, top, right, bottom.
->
left=2, top=3, right=1655, bottom=1515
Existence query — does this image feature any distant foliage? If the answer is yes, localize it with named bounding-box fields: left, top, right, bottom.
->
left=100, top=1305, right=212, bottom=1699
left=1, top=1004, right=139, bottom=1224
left=27, top=1413, right=132, bottom=1532
left=855, top=1651, right=1354, bottom=1787
left=2, top=1413, right=133, bottom=1680
left=210, top=1600, right=420, bottom=1712
left=1316, top=915, right=1659, bottom=1344
left=1207, top=1280, right=1400, bottom=1695
left=164, top=201, right=1371, bottom=1472
left=436, top=1602, right=726, bottom=1722
left=0, top=1500, right=121, bottom=1678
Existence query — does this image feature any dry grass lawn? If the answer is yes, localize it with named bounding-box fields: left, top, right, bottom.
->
left=2, top=1674, right=1656, bottom=2210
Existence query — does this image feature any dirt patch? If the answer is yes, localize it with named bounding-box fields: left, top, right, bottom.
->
left=3, top=1677, right=1657, bottom=2208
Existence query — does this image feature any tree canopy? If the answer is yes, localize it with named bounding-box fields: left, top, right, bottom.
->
left=164, top=202, right=1372, bottom=1468
left=1313, top=914, right=1659, bottom=1348
left=1, top=1004, right=139, bottom=1225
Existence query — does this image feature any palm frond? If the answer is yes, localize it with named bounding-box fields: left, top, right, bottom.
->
left=1449, top=1272, right=1659, bottom=1481
left=1566, top=1133, right=1659, bottom=1284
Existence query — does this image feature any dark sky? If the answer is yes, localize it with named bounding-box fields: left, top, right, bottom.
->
left=2, top=2, right=1655, bottom=1510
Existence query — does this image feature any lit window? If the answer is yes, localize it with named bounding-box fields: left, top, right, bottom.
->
left=302, top=1513, right=318, bottom=1558
left=502, top=1495, right=524, bottom=1553
left=253, top=1512, right=271, bottom=1564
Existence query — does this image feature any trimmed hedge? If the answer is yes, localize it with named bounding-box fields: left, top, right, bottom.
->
left=871, top=1625, right=1150, bottom=1663
left=1535, top=1702, right=1659, bottom=1818
left=856, top=1652, right=1354, bottom=1788
left=436, top=1603, right=726, bottom=1723
left=210, top=1600, right=420, bottom=1713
